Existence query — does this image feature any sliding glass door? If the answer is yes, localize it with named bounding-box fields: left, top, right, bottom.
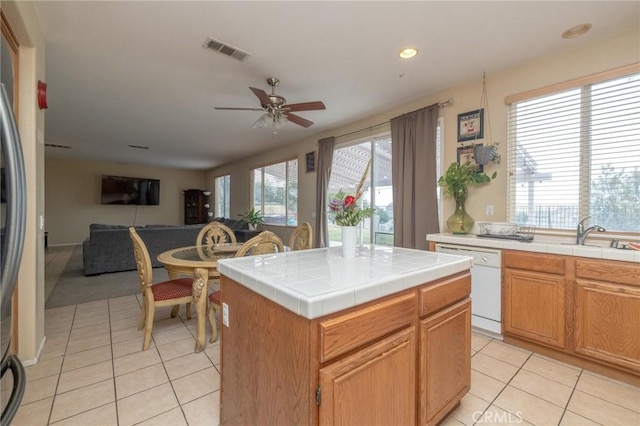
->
left=328, top=135, right=393, bottom=246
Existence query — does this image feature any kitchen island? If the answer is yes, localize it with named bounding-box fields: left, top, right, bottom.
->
left=217, top=245, right=473, bottom=426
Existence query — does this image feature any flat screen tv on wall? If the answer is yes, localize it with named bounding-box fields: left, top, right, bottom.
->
left=101, top=175, right=160, bottom=205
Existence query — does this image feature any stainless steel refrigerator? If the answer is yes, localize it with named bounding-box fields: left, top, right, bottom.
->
left=0, top=81, right=27, bottom=424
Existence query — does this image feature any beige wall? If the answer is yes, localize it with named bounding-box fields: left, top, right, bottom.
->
left=209, top=27, right=640, bottom=240
left=45, top=157, right=208, bottom=245
left=3, top=0, right=47, bottom=363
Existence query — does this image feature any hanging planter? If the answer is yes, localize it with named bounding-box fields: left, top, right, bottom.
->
left=474, top=144, right=497, bottom=166
left=466, top=73, right=501, bottom=166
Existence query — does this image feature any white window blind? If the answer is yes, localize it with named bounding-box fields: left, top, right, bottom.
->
left=214, top=174, right=230, bottom=218
left=506, top=68, right=640, bottom=233
left=251, top=159, right=298, bottom=226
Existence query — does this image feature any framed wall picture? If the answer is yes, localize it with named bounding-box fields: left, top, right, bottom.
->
left=457, top=109, right=484, bottom=142
left=305, top=151, right=316, bottom=173
left=457, top=144, right=484, bottom=173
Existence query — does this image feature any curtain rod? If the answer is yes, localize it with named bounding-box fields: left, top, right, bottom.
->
left=333, top=98, right=453, bottom=140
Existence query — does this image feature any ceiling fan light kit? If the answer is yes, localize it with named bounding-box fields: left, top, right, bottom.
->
left=215, top=77, right=326, bottom=129
left=252, top=112, right=287, bottom=131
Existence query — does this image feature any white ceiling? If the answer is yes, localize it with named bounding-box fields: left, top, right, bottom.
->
left=33, top=1, right=639, bottom=170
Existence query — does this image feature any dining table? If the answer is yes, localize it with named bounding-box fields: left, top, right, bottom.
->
left=157, top=243, right=243, bottom=352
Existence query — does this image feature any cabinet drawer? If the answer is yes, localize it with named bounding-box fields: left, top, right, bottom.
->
left=319, top=293, right=416, bottom=363
left=576, top=259, right=640, bottom=288
left=419, top=272, right=471, bottom=317
left=504, top=250, right=565, bottom=275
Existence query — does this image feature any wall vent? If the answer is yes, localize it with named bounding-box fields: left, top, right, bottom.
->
left=44, top=143, right=72, bottom=149
left=202, top=37, right=251, bottom=62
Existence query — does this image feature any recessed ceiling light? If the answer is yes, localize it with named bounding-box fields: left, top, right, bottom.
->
left=399, top=48, right=418, bottom=59
left=562, top=23, right=592, bottom=39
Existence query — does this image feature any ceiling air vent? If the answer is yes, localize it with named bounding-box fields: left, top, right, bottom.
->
left=202, top=37, right=251, bottom=62
left=45, top=143, right=72, bottom=149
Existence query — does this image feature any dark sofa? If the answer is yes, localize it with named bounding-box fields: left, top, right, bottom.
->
left=82, top=223, right=206, bottom=275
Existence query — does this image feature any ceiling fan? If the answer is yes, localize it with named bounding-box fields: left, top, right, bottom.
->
left=215, top=77, right=326, bottom=129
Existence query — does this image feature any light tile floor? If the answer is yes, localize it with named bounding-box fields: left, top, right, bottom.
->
left=444, top=334, right=640, bottom=426
left=14, top=295, right=221, bottom=426
left=15, top=297, right=640, bottom=426
left=14, top=250, right=640, bottom=426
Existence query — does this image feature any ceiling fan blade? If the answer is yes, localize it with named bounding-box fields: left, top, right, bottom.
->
left=283, top=101, right=326, bottom=112
left=285, top=112, right=313, bottom=128
left=215, top=107, right=265, bottom=111
left=249, top=87, right=273, bottom=108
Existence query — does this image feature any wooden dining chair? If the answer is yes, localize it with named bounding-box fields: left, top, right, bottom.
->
left=196, top=221, right=238, bottom=281
left=289, top=222, right=313, bottom=251
left=207, top=231, right=284, bottom=343
left=129, top=227, right=194, bottom=350
left=197, top=221, right=237, bottom=247
left=208, top=290, right=222, bottom=343
left=235, top=230, right=284, bottom=257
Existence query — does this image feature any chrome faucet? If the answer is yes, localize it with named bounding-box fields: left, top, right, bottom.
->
left=576, top=217, right=606, bottom=245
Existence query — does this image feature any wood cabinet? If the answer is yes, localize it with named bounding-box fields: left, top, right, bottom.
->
left=503, top=251, right=567, bottom=348
left=319, top=327, right=416, bottom=426
left=221, top=271, right=471, bottom=426
left=419, top=299, right=471, bottom=426
left=183, top=189, right=208, bottom=225
left=502, top=250, right=640, bottom=383
left=574, top=259, right=640, bottom=371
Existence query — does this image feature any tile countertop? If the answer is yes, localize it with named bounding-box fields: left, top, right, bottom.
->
left=217, top=245, right=473, bottom=320
left=426, top=233, right=640, bottom=263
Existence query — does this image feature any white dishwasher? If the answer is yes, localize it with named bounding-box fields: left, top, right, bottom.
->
left=435, top=243, right=502, bottom=337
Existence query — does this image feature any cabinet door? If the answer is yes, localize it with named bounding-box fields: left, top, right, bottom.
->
left=419, top=298, right=471, bottom=426
left=318, top=327, right=416, bottom=426
left=503, top=269, right=566, bottom=348
left=575, top=279, right=640, bottom=371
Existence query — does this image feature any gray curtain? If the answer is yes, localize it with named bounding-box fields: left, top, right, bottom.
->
left=315, top=136, right=335, bottom=248
left=391, top=105, right=439, bottom=250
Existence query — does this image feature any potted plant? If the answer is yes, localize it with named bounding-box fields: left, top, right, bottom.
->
left=239, top=208, right=265, bottom=230
left=438, top=161, right=496, bottom=234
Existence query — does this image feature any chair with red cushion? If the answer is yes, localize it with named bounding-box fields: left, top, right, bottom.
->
left=207, top=231, right=284, bottom=342
left=197, top=221, right=237, bottom=247
left=129, top=227, right=194, bottom=350
left=234, top=230, right=284, bottom=257
left=208, top=290, right=222, bottom=343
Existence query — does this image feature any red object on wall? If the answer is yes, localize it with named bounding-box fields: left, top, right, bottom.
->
left=37, top=80, right=48, bottom=109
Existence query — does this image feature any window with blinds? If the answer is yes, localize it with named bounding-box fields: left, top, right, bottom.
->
left=506, top=67, right=640, bottom=234
left=214, top=174, right=230, bottom=218
left=251, top=159, right=298, bottom=226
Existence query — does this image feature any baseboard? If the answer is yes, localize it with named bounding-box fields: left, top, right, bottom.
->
left=504, top=335, right=640, bottom=386
left=19, top=336, right=47, bottom=367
